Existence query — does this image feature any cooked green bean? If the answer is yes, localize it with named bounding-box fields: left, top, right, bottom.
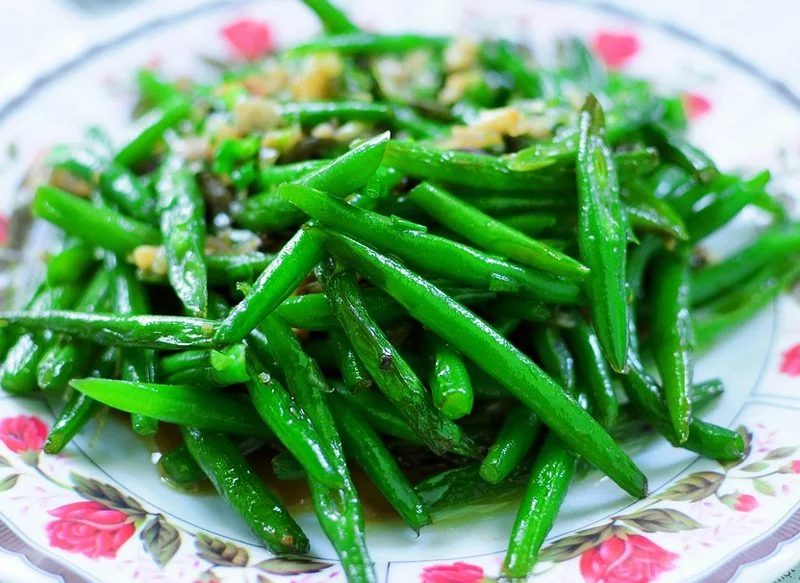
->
left=182, top=426, right=308, bottom=554
left=100, top=163, right=159, bottom=224
left=479, top=407, right=541, bottom=484
left=114, top=98, right=190, bottom=167
left=649, top=245, right=694, bottom=442
left=408, top=182, right=588, bottom=278
left=566, top=315, right=618, bottom=428
left=46, top=241, right=96, bottom=286
left=576, top=95, right=629, bottom=372
left=0, top=312, right=219, bottom=350
left=302, top=0, right=359, bottom=33
left=425, top=333, right=473, bottom=420
left=645, top=123, right=717, bottom=183
left=330, top=329, right=373, bottom=392
left=70, top=378, right=272, bottom=437
left=335, top=384, right=423, bottom=444
left=331, top=396, right=431, bottom=532
left=34, top=186, right=161, bottom=255
left=288, top=33, right=448, bottom=57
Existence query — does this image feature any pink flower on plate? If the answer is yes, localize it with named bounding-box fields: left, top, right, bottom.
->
left=591, top=31, right=639, bottom=69
left=420, top=561, right=485, bottom=583
left=0, top=415, right=48, bottom=454
left=790, top=461, right=800, bottom=473
left=221, top=18, right=274, bottom=60
left=779, top=343, right=800, bottom=376
left=580, top=534, right=678, bottom=583
left=0, top=213, right=8, bottom=246
left=682, top=92, right=712, bottom=120
left=45, top=501, right=135, bottom=559
left=733, top=494, right=759, bottom=512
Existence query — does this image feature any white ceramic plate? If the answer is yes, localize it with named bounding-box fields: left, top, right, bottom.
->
left=2, top=1, right=800, bottom=581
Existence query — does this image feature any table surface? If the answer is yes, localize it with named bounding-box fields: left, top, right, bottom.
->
left=1, top=1, right=800, bottom=581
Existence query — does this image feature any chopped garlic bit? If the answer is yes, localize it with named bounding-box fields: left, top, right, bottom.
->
left=374, top=50, right=437, bottom=101
left=439, top=70, right=482, bottom=105
left=441, top=105, right=557, bottom=149
left=172, top=135, right=210, bottom=162
left=290, top=53, right=343, bottom=101
left=205, top=231, right=261, bottom=255
left=232, top=99, right=281, bottom=135
left=444, top=37, right=479, bottom=72
left=131, top=245, right=167, bottom=277
left=241, top=61, right=291, bottom=98
left=262, top=124, right=303, bottom=153
left=311, top=121, right=370, bottom=143
left=49, top=167, right=93, bottom=197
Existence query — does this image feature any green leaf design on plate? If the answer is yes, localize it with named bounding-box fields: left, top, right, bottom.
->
left=141, top=514, right=181, bottom=567
left=195, top=532, right=249, bottom=567
left=255, top=557, right=333, bottom=576
left=753, top=478, right=776, bottom=496
left=657, top=471, right=725, bottom=502
left=69, top=473, right=147, bottom=518
left=0, top=455, right=10, bottom=468
left=0, top=474, right=19, bottom=492
left=539, top=523, right=629, bottom=563
left=765, top=446, right=796, bottom=460
left=617, top=508, right=703, bottom=533
left=740, top=461, right=769, bottom=472
left=256, top=575, right=276, bottom=583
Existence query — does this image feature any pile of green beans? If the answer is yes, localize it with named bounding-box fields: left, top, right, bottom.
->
left=3, top=1, right=796, bottom=581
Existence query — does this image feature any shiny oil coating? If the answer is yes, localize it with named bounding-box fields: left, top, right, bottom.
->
left=181, top=426, right=308, bottom=554
left=69, top=379, right=273, bottom=438
left=322, top=230, right=648, bottom=498
left=649, top=245, right=694, bottom=443
left=244, top=350, right=342, bottom=489
left=576, top=95, right=630, bottom=373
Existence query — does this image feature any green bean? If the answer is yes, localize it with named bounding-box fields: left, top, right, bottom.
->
left=256, top=160, right=329, bottom=189
left=159, top=438, right=265, bottom=486
left=390, top=105, right=449, bottom=139
left=114, top=98, right=190, bottom=167
left=694, top=260, right=800, bottom=349
left=181, top=426, right=308, bottom=554
left=302, top=0, right=359, bottom=33
left=330, top=330, right=373, bottom=392
left=272, top=451, right=307, bottom=480
left=626, top=235, right=663, bottom=303
left=624, top=181, right=688, bottom=241
left=532, top=327, right=575, bottom=391
left=259, top=315, right=374, bottom=583
left=237, top=192, right=308, bottom=232
left=685, top=176, right=762, bottom=242
left=37, top=270, right=110, bottom=391
left=487, top=298, right=551, bottom=323
left=156, top=154, right=207, bottom=317
left=502, top=433, right=576, bottom=579
left=33, top=186, right=161, bottom=255
left=479, top=408, right=541, bottom=484
left=321, top=229, right=647, bottom=497
left=566, top=315, right=618, bottom=428
left=206, top=252, right=274, bottom=284
left=331, top=396, right=431, bottom=532
left=46, top=241, right=96, bottom=286
left=576, top=95, right=629, bottom=372
left=288, top=32, right=448, bottom=57
left=645, top=123, right=717, bottom=183
left=0, top=312, right=218, bottom=350
left=499, top=213, right=560, bottom=236
left=384, top=141, right=658, bottom=192
left=281, top=184, right=582, bottom=303
left=43, top=347, right=118, bottom=455
left=245, top=350, right=343, bottom=488
left=693, top=223, right=800, bottom=306
left=649, top=245, right=694, bottom=442
left=136, top=69, right=183, bottom=108
left=317, top=259, right=475, bottom=456
left=99, top=163, right=159, bottom=224
left=1, top=284, right=81, bottom=394
left=425, top=333, right=473, bottom=420
left=621, top=360, right=744, bottom=461
left=408, top=182, right=588, bottom=279
left=281, top=101, right=392, bottom=124
left=217, top=132, right=390, bottom=343
left=335, top=384, right=423, bottom=444
left=70, top=378, right=272, bottom=437
left=480, top=39, right=544, bottom=98
left=161, top=345, right=247, bottom=388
